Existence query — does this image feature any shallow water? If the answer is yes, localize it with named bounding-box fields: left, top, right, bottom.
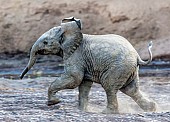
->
left=140, top=60, right=170, bottom=77
left=0, top=55, right=170, bottom=79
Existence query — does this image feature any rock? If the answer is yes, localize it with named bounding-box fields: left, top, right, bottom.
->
left=0, top=0, right=170, bottom=59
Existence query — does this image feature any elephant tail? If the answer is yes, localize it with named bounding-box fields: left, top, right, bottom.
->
left=137, top=41, right=153, bottom=65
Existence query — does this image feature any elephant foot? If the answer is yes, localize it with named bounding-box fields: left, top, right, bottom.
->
left=102, top=107, right=119, bottom=114
left=143, top=101, right=157, bottom=112
left=136, top=98, right=157, bottom=112
left=78, top=105, right=88, bottom=111
left=47, top=98, right=61, bottom=106
left=78, top=100, right=88, bottom=111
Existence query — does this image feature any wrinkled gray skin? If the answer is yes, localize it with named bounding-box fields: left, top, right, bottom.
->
left=20, top=17, right=156, bottom=114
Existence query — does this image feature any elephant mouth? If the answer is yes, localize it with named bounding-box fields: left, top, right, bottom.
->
left=36, top=49, right=53, bottom=55
left=36, top=49, right=47, bottom=55
left=36, top=49, right=63, bottom=56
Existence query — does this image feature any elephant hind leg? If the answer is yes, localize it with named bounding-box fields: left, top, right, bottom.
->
left=102, top=88, right=119, bottom=114
left=101, top=78, right=120, bottom=114
left=120, top=75, right=156, bottom=112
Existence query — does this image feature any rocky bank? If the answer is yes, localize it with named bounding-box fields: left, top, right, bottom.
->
left=0, top=0, right=170, bottom=59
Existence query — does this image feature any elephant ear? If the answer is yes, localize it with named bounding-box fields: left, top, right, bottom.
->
left=60, top=17, right=83, bottom=59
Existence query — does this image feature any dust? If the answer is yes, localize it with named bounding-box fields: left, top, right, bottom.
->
left=86, top=78, right=170, bottom=114
left=87, top=104, right=103, bottom=113
left=140, top=78, right=170, bottom=113
left=118, top=92, right=143, bottom=114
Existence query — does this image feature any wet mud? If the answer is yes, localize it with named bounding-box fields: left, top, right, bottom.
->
left=0, top=55, right=170, bottom=121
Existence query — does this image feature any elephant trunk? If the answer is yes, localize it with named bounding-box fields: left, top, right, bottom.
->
left=20, top=43, right=38, bottom=79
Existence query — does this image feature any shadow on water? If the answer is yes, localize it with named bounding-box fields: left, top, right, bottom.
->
left=0, top=54, right=170, bottom=79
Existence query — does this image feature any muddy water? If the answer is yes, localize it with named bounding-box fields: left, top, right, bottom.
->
left=0, top=55, right=170, bottom=79
left=0, top=55, right=170, bottom=121
left=0, top=55, right=64, bottom=79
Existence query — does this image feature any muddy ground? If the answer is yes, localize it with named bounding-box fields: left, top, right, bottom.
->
left=0, top=55, right=170, bottom=121
left=0, top=77, right=170, bottom=122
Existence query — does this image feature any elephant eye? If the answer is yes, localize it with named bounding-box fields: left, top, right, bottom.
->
left=43, top=41, right=48, bottom=45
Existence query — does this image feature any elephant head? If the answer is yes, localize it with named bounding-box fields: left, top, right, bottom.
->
left=20, top=17, right=82, bottom=79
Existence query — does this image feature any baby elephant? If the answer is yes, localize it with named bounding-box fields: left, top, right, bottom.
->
left=20, top=17, right=156, bottom=114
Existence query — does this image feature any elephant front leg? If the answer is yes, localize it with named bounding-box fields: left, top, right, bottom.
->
left=78, top=80, right=93, bottom=111
left=47, top=75, right=81, bottom=106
